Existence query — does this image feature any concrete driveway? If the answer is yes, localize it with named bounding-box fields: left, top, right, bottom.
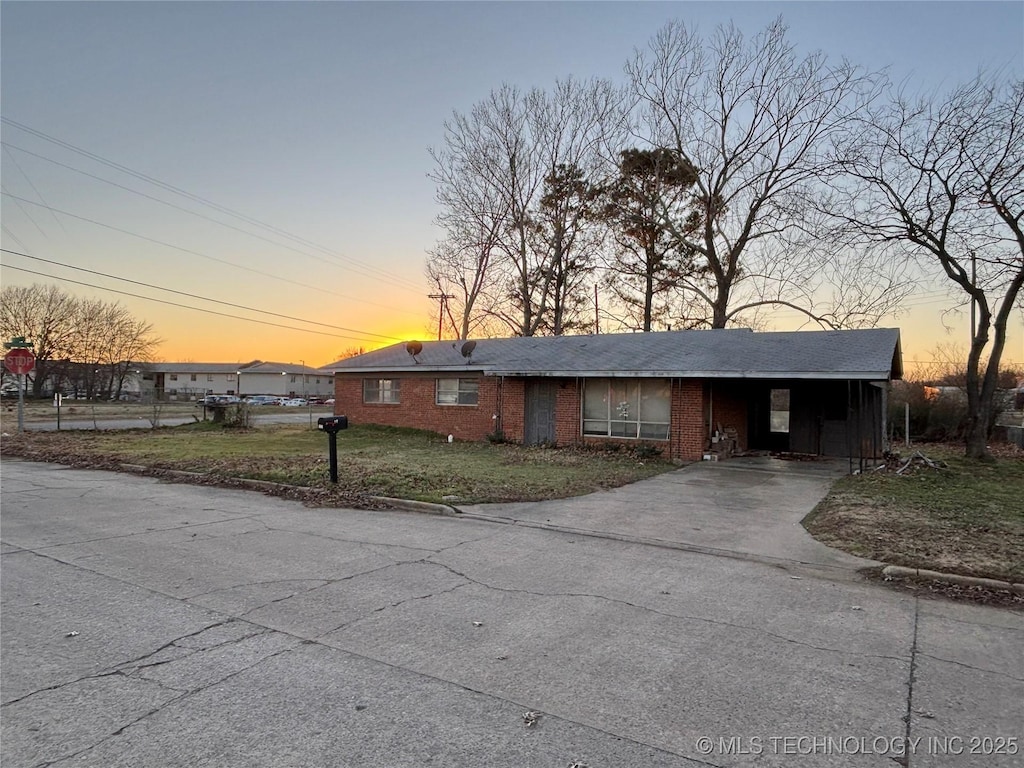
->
left=459, top=456, right=874, bottom=573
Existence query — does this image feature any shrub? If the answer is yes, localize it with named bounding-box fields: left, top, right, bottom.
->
left=632, top=444, right=664, bottom=460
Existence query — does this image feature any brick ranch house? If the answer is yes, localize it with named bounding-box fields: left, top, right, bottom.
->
left=323, top=328, right=903, bottom=463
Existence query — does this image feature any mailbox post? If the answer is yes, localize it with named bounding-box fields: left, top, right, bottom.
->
left=316, top=416, right=348, bottom=483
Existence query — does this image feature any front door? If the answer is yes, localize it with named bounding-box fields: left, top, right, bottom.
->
left=524, top=381, right=557, bottom=445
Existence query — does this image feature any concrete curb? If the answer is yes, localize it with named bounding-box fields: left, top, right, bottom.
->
left=369, top=497, right=460, bottom=516
left=119, top=464, right=310, bottom=494
left=117, top=462, right=460, bottom=515
left=881, top=564, right=1024, bottom=595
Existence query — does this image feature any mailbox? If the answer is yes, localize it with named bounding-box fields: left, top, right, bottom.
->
left=317, top=416, right=348, bottom=433
left=317, top=416, right=348, bottom=482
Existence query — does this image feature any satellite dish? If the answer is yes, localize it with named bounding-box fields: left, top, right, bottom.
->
left=406, top=341, right=423, bottom=362
left=460, top=340, right=477, bottom=362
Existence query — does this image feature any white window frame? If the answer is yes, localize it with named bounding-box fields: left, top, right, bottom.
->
left=436, top=378, right=479, bottom=406
left=363, top=378, right=400, bottom=404
left=770, top=388, right=791, bottom=433
left=581, top=378, right=671, bottom=441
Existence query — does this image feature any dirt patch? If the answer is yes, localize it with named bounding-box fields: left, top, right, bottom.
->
left=861, top=567, right=1024, bottom=611
left=809, top=498, right=1023, bottom=581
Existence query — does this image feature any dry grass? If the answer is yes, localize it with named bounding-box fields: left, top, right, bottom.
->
left=0, top=422, right=674, bottom=504
left=805, top=444, right=1024, bottom=583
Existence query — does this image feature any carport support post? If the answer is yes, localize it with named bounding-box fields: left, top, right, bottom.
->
left=327, top=431, right=339, bottom=483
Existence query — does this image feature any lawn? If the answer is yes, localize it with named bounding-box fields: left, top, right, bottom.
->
left=804, top=445, right=1024, bottom=583
left=0, top=422, right=676, bottom=505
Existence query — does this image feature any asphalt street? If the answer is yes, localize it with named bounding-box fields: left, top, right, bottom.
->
left=1, top=460, right=1021, bottom=767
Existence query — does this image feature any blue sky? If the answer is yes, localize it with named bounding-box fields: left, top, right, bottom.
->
left=2, top=1, right=1022, bottom=366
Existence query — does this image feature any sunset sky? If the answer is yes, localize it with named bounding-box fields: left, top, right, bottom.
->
left=2, top=1, right=1022, bottom=373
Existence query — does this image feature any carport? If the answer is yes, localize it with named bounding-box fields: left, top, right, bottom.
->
left=709, top=377, right=891, bottom=462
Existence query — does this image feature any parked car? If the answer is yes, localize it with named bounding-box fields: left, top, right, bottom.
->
left=282, top=398, right=307, bottom=407
left=243, top=395, right=279, bottom=406
left=197, top=395, right=241, bottom=407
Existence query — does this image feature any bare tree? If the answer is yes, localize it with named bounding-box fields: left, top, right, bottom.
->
left=105, top=310, right=161, bottom=398
left=0, top=283, right=77, bottom=396
left=835, top=74, right=1023, bottom=459
left=428, top=78, right=624, bottom=336
left=425, top=158, right=510, bottom=339
left=0, top=284, right=161, bottom=399
left=429, top=85, right=545, bottom=336
left=626, top=18, right=907, bottom=329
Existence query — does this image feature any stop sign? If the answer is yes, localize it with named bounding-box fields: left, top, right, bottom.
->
left=4, top=348, right=36, bottom=375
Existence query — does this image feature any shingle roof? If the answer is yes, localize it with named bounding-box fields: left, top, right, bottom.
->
left=323, top=328, right=902, bottom=380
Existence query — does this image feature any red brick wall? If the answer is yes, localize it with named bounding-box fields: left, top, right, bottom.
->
left=554, top=379, right=581, bottom=445
left=334, top=373, right=499, bottom=440
left=499, top=378, right=526, bottom=443
left=708, top=381, right=749, bottom=451
left=671, top=379, right=707, bottom=461
left=333, top=372, right=710, bottom=460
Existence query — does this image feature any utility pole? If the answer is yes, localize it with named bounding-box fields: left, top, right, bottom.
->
left=428, top=293, right=455, bottom=341
left=593, top=285, right=600, bottom=335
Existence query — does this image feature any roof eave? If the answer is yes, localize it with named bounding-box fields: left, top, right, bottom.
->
left=484, top=369, right=895, bottom=380
left=328, top=365, right=486, bottom=374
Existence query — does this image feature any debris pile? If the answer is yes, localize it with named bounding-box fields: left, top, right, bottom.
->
left=869, top=450, right=948, bottom=475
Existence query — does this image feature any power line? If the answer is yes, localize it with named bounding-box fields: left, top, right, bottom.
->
left=1, top=264, right=402, bottom=346
left=1, top=191, right=410, bottom=307
left=0, top=225, right=30, bottom=252
left=2, top=145, right=66, bottom=234
left=1, top=141, right=425, bottom=294
left=0, top=249, right=400, bottom=342
left=1, top=118, right=426, bottom=292
left=0, top=183, right=49, bottom=241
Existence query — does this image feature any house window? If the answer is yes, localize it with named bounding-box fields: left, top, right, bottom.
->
left=436, top=378, right=479, bottom=406
left=190, top=374, right=197, bottom=382
left=207, top=374, right=214, bottom=382
left=770, top=389, right=790, bottom=433
left=316, top=377, right=321, bottom=384
left=363, top=378, right=400, bottom=404
left=582, top=378, right=671, bottom=440
left=169, top=374, right=178, bottom=381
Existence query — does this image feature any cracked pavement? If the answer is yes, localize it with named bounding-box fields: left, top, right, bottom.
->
left=1, top=460, right=1021, bottom=767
